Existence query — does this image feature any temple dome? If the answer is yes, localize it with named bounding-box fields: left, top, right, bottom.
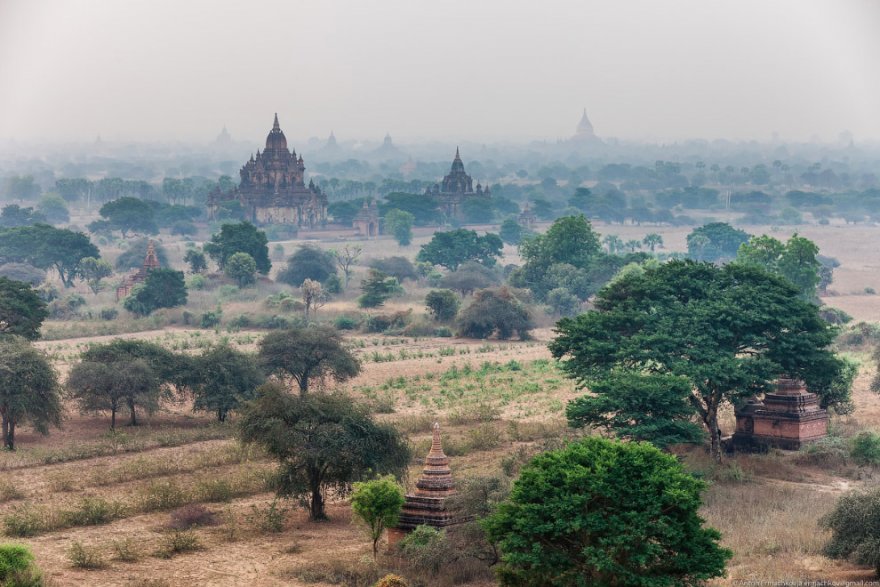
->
left=265, top=113, right=288, bottom=150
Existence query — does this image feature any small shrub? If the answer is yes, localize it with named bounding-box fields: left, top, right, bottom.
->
left=61, top=497, right=124, bottom=527
left=3, top=508, right=44, bottom=537
left=140, top=481, right=189, bottom=512
left=865, top=287, right=877, bottom=295
left=155, top=530, right=201, bottom=559
left=196, top=479, right=234, bottom=503
left=334, top=315, right=362, bottom=330
left=99, top=307, right=118, bottom=321
left=375, top=574, right=409, bottom=587
left=68, top=541, right=106, bottom=569
left=0, top=481, right=24, bottom=504
left=851, top=431, right=880, bottom=466
left=398, top=525, right=453, bottom=575
left=200, top=310, right=222, bottom=328
left=822, top=488, right=880, bottom=576
left=168, top=504, right=218, bottom=530
left=250, top=499, right=286, bottom=533
left=795, top=435, right=850, bottom=468
left=112, top=538, right=140, bottom=562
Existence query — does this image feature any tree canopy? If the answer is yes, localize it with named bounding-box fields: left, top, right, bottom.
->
left=0, top=336, right=62, bottom=450
left=191, top=344, right=265, bottom=422
left=123, top=268, right=187, bottom=316
left=238, top=385, right=410, bottom=520
left=416, top=229, right=503, bottom=271
left=92, top=197, right=158, bottom=237
left=225, top=252, right=258, bottom=287
left=0, top=277, right=48, bottom=340
left=686, top=222, right=750, bottom=262
left=276, top=246, right=337, bottom=287
left=384, top=208, right=414, bottom=246
left=351, top=476, right=405, bottom=559
left=258, top=326, right=360, bottom=394
left=0, top=224, right=100, bottom=287
left=735, top=233, right=821, bottom=300
left=204, top=222, right=271, bottom=274
left=358, top=269, right=404, bottom=309
left=483, top=437, right=731, bottom=586
left=457, top=287, right=532, bottom=340
left=551, top=260, right=846, bottom=461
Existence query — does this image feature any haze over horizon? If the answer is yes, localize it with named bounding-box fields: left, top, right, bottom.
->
left=1, top=0, right=879, bottom=145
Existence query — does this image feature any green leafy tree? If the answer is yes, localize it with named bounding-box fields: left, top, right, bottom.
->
left=510, top=215, right=616, bottom=301
left=38, top=195, right=70, bottom=225
left=92, top=197, right=158, bottom=237
left=686, top=222, right=749, bottom=262
left=79, top=257, right=113, bottom=295
left=225, top=252, right=257, bottom=287
left=499, top=219, right=524, bottom=246
left=384, top=208, right=415, bottom=246
left=238, top=385, right=410, bottom=520
left=0, top=224, right=99, bottom=287
left=602, top=234, right=624, bottom=254
left=277, top=245, right=337, bottom=287
left=184, top=249, right=207, bottom=274
left=425, top=289, right=460, bottom=322
left=191, top=345, right=265, bottom=422
left=258, top=326, right=360, bottom=395
left=301, top=279, right=327, bottom=319
left=567, top=371, right=704, bottom=448
left=204, top=222, right=271, bottom=274
left=123, top=268, right=187, bottom=316
left=735, top=233, right=821, bottom=300
left=55, top=178, right=91, bottom=203
left=351, top=476, right=405, bottom=559
left=368, top=256, right=417, bottom=283
left=643, top=233, right=663, bottom=251
left=457, top=287, right=532, bottom=340
left=483, top=437, right=731, bottom=586
left=382, top=192, right=441, bottom=226
left=0, top=277, right=48, bottom=340
left=67, top=359, right=158, bottom=429
left=416, top=229, right=503, bottom=271
left=0, top=204, right=45, bottom=228
left=551, top=260, right=846, bottom=461
left=439, top=261, right=500, bottom=296
left=0, top=336, right=62, bottom=450
left=72, top=339, right=188, bottom=426
left=545, top=287, right=580, bottom=317
left=358, top=269, right=403, bottom=309
left=821, top=488, right=880, bottom=577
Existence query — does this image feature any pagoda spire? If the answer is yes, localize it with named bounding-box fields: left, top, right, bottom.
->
left=454, top=146, right=461, bottom=160
left=273, top=113, right=280, bottom=130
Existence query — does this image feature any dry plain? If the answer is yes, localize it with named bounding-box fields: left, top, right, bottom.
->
left=3, top=219, right=880, bottom=586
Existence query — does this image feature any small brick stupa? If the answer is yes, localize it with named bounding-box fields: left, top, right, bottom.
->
left=116, top=240, right=161, bottom=301
left=732, top=377, right=829, bottom=451
left=387, top=423, right=458, bottom=547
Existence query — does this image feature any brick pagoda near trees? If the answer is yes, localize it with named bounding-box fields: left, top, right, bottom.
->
left=116, top=240, right=160, bottom=301
left=387, top=423, right=460, bottom=547
left=732, top=377, right=829, bottom=451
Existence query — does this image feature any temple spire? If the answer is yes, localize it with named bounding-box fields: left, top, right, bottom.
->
left=454, top=146, right=461, bottom=161
left=273, top=113, right=280, bottom=130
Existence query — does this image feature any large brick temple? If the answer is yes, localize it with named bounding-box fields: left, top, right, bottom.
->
left=208, top=114, right=327, bottom=227
left=425, top=148, right=490, bottom=221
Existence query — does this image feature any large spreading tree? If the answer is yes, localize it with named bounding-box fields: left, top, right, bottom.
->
left=551, top=260, right=847, bottom=461
left=0, top=336, right=62, bottom=450
left=483, top=437, right=731, bottom=586
left=0, top=224, right=99, bottom=287
left=123, top=268, right=187, bottom=316
left=416, top=229, right=503, bottom=270
left=238, top=385, right=410, bottom=520
left=92, top=197, right=158, bottom=237
left=191, top=344, right=265, bottom=422
left=735, top=233, right=821, bottom=301
left=258, top=326, right=360, bottom=395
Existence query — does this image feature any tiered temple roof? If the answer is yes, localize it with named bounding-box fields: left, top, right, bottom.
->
left=425, top=148, right=490, bottom=220
left=207, top=114, right=327, bottom=227
left=395, top=423, right=458, bottom=531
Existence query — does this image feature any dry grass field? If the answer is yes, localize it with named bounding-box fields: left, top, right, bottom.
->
left=4, top=219, right=880, bottom=585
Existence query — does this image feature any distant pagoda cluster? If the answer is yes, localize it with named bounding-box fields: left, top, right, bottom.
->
left=425, top=148, right=490, bottom=220
left=208, top=114, right=327, bottom=227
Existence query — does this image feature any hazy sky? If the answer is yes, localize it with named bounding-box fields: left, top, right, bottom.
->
left=1, top=0, right=879, bottom=144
